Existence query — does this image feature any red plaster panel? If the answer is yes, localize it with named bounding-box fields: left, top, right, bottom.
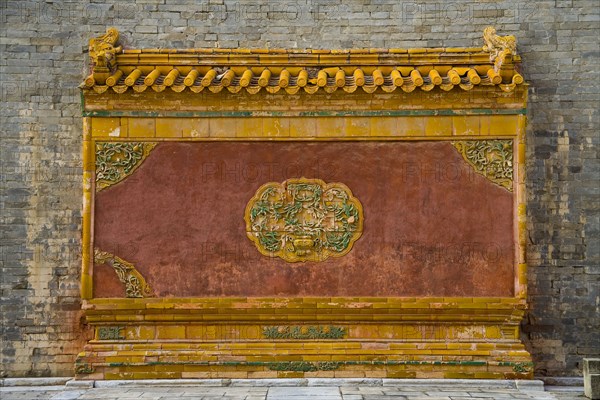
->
left=93, top=141, right=514, bottom=298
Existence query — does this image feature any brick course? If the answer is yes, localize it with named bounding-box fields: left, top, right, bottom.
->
left=0, top=0, right=598, bottom=377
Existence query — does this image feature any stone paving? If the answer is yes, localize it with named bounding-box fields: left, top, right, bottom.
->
left=0, top=381, right=586, bottom=400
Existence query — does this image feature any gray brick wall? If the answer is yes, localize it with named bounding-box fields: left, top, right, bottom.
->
left=0, top=0, right=598, bottom=377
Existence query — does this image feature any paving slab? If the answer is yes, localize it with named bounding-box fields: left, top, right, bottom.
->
left=1, top=379, right=72, bottom=387
left=267, top=386, right=341, bottom=399
left=0, top=379, right=587, bottom=400
left=230, top=379, right=308, bottom=387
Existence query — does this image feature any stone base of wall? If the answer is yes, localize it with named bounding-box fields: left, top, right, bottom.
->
left=75, top=344, right=533, bottom=380
left=74, top=298, right=533, bottom=380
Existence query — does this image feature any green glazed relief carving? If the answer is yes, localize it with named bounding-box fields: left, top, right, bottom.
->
left=75, top=363, right=95, bottom=374
left=267, top=361, right=342, bottom=372
left=512, top=362, right=533, bottom=373
left=263, top=325, right=347, bottom=340
left=245, top=178, right=363, bottom=262
left=95, top=142, right=157, bottom=191
left=452, top=140, right=513, bottom=191
left=94, top=249, right=154, bottom=298
left=97, top=326, right=125, bottom=340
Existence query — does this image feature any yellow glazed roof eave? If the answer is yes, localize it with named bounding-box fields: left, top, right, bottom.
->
left=82, top=26, right=525, bottom=95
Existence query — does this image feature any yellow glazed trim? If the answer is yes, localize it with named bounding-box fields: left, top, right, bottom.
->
left=515, top=113, right=528, bottom=299
left=89, top=116, right=524, bottom=141
left=81, top=117, right=93, bottom=299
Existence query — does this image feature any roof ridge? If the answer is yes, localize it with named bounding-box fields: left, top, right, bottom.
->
left=83, top=27, right=524, bottom=94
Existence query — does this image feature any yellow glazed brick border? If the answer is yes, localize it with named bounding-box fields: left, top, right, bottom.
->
left=75, top=341, right=533, bottom=380
left=84, top=296, right=527, bottom=307
left=92, top=323, right=519, bottom=342
left=82, top=85, right=528, bottom=114
left=78, top=364, right=533, bottom=381
left=515, top=114, right=528, bottom=299
left=82, top=297, right=528, bottom=325
left=84, top=344, right=532, bottom=362
left=81, top=117, right=94, bottom=299
left=89, top=115, right=520, bottom=140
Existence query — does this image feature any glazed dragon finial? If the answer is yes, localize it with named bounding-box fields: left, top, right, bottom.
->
left=483, top=26, right=517, bottom=71
left=89, top=27, right=122, bottom=72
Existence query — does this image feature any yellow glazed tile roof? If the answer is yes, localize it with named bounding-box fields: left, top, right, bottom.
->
left=82, top=27, right=524, bottom=95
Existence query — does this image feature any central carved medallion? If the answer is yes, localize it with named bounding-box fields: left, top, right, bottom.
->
left=245, top=178, right=363, bottom=262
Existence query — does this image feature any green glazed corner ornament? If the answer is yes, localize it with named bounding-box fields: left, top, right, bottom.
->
left=452, top=139, right=513, bottom=191
left=95, top=142, right=156, bottom=192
